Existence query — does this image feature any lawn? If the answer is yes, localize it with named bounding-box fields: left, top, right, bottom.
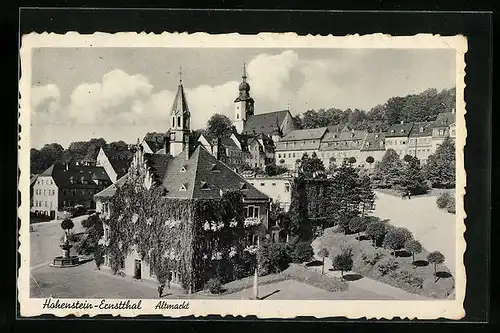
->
left=317, top=227, right=455, bottom=299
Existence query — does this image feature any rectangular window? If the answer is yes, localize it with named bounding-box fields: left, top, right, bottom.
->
left=260, top=183, right=265, bottom=187
left=272, top=183, right=276, bottom=186
left=278, top=154, right=281, bottom=158
left=285, top=185, right=290, bottom=192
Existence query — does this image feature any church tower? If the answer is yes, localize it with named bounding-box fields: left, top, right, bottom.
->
left=234, top=63, right=255, bottom=134
left=169, top=67, right=191, bottom=157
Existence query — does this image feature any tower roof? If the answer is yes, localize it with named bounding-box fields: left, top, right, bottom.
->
left=171, top=83, right=190, bottom=116
left=238, top=62, right=251, bottom=92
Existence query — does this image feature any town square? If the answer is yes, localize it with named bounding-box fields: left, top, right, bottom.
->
left=24, top=35, right=462, bottom=310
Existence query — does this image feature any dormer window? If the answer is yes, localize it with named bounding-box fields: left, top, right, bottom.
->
left=210, top=163, right=220, bottom=172
left=391, top=129, right=395, bottom=133
left=179, top=183, right=188, bottom=192
left=239, top=182, right=248, bottom=190
left=366, top=142, right=370, bottom=146
left=200, top=181, right=210, bottom=190
left=419, top=127, right=424, bottom=133
left=180, top=165, right=187, bottom=172
left=375, top=134, right=379, bottom=138
left=400, top=129, right=404, bottom=133
left=351, top=133, right=355, bottom=138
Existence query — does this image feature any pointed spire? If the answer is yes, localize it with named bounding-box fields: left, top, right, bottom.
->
left=171, top=83, right=190, bottom=116
left=178, top=66, right=183, bottom=84
left=242, top=62, right=247, bottom=81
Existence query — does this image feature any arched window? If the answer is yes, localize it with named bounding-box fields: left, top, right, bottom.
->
left=177, top=116, right=181, bottom=127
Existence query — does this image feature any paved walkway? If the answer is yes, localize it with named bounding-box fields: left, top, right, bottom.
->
left=30, top=215, right=88, bottom=268
left=311, top=240, right=430, bottom=300
left=373, top=191, right=457, bottom=275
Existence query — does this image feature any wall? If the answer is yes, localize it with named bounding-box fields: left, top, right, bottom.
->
left=358, top=150, right=385, bottom=169
left=385, top=136, right=410, bottom=157
left=407, top=136, right=433, bottom=164
left=275, top=149, right=316, bottom=170
left=245, top=177, right=292, bottom=211
left=96, top=148, right=118, bottom=183
left=31, top=176, right=58, bottom=216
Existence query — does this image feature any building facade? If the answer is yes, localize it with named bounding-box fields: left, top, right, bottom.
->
left=31, top=162, right=112, bottom=217
left=274, top=127, right=328, bottom=170
left=95, top=78, right=271, bottom=291
left=407, top=122, right=434, bottom=164
left=384, top=122, right=414, bottom=158
left=242, top=173, right=293, bottom=212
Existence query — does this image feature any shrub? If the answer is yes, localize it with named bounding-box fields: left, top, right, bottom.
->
left=258, top=240, right=289, bottom=275
left=405, top=240, right=423, bottom=263
left=290, top=241, right=314, bottom=263
left=376, top=257, right=399, bottom=275
left=332, top=248, right=354, bottom=278
left=282, top=264, right=348, bottom=292
left=94, top=245, right=105, bottom=269
left=361, top=248, right=385, bottom=266
left=383, top=230, right=407, bottom=256
left=446, top=196, right=456, bottom=214
left=395, top=227, right=414, bottom=243
left=389, top=269, right=424, bottom=291
left=232, top=251, right=256, bottom=280
left=436, top=192, right=452, bottom=209
left=205, top=277, right=223, bottom=294
left=61, top=218, right=74, bottom=232
left=366, top=222, right=387, bottom=247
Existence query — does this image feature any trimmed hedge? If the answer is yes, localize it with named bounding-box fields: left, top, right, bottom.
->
left=282, top=264, right=348, bottom=292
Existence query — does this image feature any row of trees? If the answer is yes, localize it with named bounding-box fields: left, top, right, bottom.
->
left=30, top=139, right=134, bottom=175
left=296, top=88, right=455, bottom=131
left=372, top=136, right=455, bottom=193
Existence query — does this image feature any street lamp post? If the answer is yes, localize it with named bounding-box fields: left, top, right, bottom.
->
left=252, top=236, right=260, bottom=300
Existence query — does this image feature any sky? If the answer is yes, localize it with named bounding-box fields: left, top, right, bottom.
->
left=30, top=47, right=455, bottom=149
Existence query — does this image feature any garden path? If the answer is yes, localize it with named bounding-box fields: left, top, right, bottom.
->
left=311, top=239, right=430, bottom=300
left=372, top=191, right=457, bottom=276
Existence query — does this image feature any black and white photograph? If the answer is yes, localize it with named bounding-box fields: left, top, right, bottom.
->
left=18, top=32, right=467, bottom=319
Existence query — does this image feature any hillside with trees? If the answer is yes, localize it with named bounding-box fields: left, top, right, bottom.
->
left=296, top=88, right=455, bottom=131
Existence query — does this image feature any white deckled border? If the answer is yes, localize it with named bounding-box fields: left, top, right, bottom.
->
left=18, top=32, right=468, bottom=320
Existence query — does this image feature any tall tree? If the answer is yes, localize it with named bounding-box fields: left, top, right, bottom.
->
left=331, top=163, right=362, bottom=233
left=206, top=113, right=235, bottom=138
left=424, top=136, right=455, bottom=188
left=358, top=175, right=375, bottom=216
left=289, top=176, right=312, bottom=241
left=297, top=152, right=325, bottom=178
left=400, top=155, right=429, bottom=195
left=372, top=149, right=403, bottom=189
left=384, top=96, right=406, bottom=125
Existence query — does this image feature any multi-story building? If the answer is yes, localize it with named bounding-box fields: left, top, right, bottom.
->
left=198, top=133, right=245, bottom=171
left=384, top=122, right=414, bottom=158
left=318, top=129, right=367, bottom=168
left=432, top=111, right=456, bottom=151
left=408, top=121, right=434, bottom=164
left=95, top=77, right=271, bottom=291
left=359, top=132, right=386, bottom=169
left=31, top=162, right=112, bottom=218
left=274, top=127, right=328, bottom=170
left=243, top=133, right=275, bottom=169
left=242, top=173, right=293, bottom=212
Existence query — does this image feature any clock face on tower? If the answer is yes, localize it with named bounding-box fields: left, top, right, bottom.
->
left=170, top=132, right=176, bottom=141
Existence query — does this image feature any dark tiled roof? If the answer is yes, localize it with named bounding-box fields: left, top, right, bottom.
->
left=385, top=123, right=414, bottom=137
left=280, top=127, right=328, bottom=141
left=360, top=133, right=386, bottom=151
left=243, top=110, right=290, bottom=136
left=161, top=146, right=269, bottom=201
left=30, top=174, right=39, bottom=187
left=108, top=157, right=131, bottom=178
left=409, top=121, right=434, bottom=137
left=433, top=112, right=455, bottom=127
left=40, top=163, right=111, bottom=189
left=94, top=174, right=129, bottom=198
left=202, top=134, right=241, bottom=150
left=327, top=125, right=342, bottom=133
left=322, top=130, right=367, bottom=142
left=144, top=153, right=173, bottom=183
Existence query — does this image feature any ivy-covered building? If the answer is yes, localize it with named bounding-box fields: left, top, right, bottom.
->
left=94, top=77, right=271, bottom=292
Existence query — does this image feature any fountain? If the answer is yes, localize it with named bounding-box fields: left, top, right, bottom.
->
left=50, top=219, right=80, bottom=268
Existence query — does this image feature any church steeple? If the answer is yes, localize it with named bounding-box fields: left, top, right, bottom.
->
left=169, top=67, right=191, bottom=157
left=234, top=62, right=255, bottom=134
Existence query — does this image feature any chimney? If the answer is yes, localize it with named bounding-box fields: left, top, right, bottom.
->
left=183, top=135, right=190, bottom=160
left=400, top=120, right=404, bottom=125
left=211, top=138, right=220, bottom=160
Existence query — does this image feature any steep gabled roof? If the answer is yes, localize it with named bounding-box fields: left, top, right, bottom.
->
left=409, top=121, right=434, bottom=137
left=94, top=174, right=129, bottom=199
left=360, top=132, right=386, bottom=151
left=280, top=127, right=328, bottom=141
left=161, top=146, right=268, bottom=200
left=385, top=123, right=414, bottom=137
left=243, top=110, right=290, bottom=136
left=30, top=174, right=39, bottom=187
left=40, top=163, right=111, bottom=189
left=433, top=112, right=455, bottom=128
